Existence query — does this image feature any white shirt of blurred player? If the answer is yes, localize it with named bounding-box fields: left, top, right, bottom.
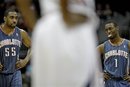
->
left=32, top=0, right=103, bottom=87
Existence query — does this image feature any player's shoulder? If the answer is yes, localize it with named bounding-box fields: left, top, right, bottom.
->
left=97, top=43, right=104, bottom=49
left=18, top=28, right=27, bottom=34
left=15, top=27, right=26, bottom=32
left=97, top=44, right=104, bottom=54
left=15, top=27, right=27, bottom=35
left=124, top=39, right=130, bottom=50
left=97, top=41, right=107, bottom=54
left=128, top=40, right=130, bottom=44
left=17, top=28, right=29, bottom=38
left=122, top=38, right=130, bottom=45
left=97, top=40, right=108, bottom=48
left=124, top=38, right=130, bottom=42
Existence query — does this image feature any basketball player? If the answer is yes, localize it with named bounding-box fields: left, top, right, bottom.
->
left=97, top=20, right=130, bottom=87
left=0, top=7, right=31, bottom=87
left=32, top=0, right=104, bottom=87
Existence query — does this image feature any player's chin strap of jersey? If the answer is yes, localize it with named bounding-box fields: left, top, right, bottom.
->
left=104, top=71, right=130, bottom=82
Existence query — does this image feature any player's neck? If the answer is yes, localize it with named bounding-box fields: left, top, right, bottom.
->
left=1, top=24, right=15, bottom=35
left=109, top=36, right=123, bottom=46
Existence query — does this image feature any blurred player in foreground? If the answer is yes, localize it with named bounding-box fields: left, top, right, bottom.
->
left=0, top=7, right=31, bottom=87
left=16, top=0, right=104, bottom=86
left=32, top=0, right=104, bottom=87
left=97, top=20, right=130, bottom=87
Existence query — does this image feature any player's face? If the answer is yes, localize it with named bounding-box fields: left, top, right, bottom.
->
left=4, top=12, right=18, bottom=29
left=105, top=23, right=118, bottom=39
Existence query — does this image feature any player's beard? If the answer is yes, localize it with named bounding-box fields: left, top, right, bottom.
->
left=9, top=23, right=16, bottom=29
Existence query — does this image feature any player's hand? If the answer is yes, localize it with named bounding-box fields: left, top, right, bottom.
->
left=16, top=59, right=28, bottom=69
left=0, top=63, right=3, bottom=71
left=104, top=72, right=111, bottom=81
left=124, top=75, right=130, bottom=82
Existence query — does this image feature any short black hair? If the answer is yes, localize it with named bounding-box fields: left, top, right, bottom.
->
left=4, top=7, right=18, bottom=17
left=104, top=20, right=118, bottom=27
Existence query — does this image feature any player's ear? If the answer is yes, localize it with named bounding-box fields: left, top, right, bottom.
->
left=4, top=16, right=6, bottom=22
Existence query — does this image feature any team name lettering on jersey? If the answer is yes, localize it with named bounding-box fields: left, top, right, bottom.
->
left=0, top=39, right=21, bottom=48
left=105, top=50, right=128, bottom=59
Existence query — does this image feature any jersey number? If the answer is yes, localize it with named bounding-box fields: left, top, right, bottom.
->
left=114, top=59, right=118, bottom=67
left=5, top=47, right=16, bottom=57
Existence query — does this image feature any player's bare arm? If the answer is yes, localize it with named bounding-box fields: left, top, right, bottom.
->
left=0, top=63, right=3, bottom=71
left=97, top=44, right=111, bottom=80
left=97, top=44, right=104, bottom=56
left=16, top=29, right=31, bottom=69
